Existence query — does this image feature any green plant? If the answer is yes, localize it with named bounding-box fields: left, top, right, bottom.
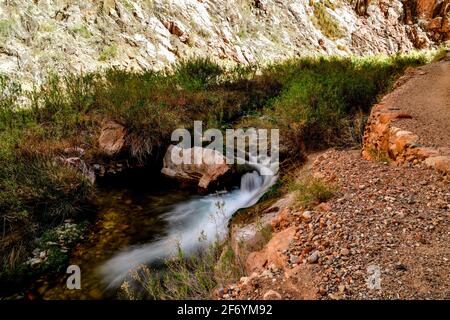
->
left=291, top=177, right=337, bottom=209
left=173, top=57, right=224, bottom=91
left=71, top=24, right=91, bottom=38
left=99, top=43, right=118, bottom=61
left=0, top=74, right=23, bottom=130
left=121, top=242, right=234, bottom=300
left=0, top=19, right=13, bottom=37
left=256, top=53, right=429, bottom=156
left=0, top=137, right=93, bottom=276
left=311, top=1, right=346, bottom=39
left=368, top=147, right=391, bottom=163
left=40, top=21, right=56, bottom=33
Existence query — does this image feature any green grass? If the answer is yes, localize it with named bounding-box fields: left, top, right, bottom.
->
left=70, top=24, right=91, bottom=38
left=120, top=242, right=243, bottom=300
left=368, top=147, right=391, bottom=164
left=251, top=53, right=430, bottom=158
left=99, top=43, right=118, bottom=61
left=290, top=177, right=337, bottom=209
left=0, top=137, right=93, bottom=276
left=311, top=1, right=346, bottom=40
left=0, top=19, right=13, bottom=38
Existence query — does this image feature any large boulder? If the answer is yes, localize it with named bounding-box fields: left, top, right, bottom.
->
left=161, top=145, right=231, bottom=189
left=98, top=120, right=126, bottom=156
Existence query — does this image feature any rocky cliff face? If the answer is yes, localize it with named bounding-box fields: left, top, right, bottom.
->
left=0, top=0, right=448, bottom=88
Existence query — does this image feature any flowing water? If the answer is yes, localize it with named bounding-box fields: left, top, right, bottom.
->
left=33, top=157, right=277, bottom=299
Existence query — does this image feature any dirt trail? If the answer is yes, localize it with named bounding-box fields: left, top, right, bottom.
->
left=386, top=54, right=450, bottom=149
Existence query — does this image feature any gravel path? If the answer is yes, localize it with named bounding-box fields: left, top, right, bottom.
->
left=224, top=150, right=449, bottom=300
left=385, top=54, right=450, bottom=150
left=303, top=150, right=449, bottom=299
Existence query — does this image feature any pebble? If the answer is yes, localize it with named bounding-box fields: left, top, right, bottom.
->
left=261, top=270, right=274, bottom=278
left=263, top=290, right=282, bottom=300
left=240, top=277, right=251, bottom=286
left=290, top=255, right=299, bottom=264
left=307, top=250, right=319, bottom=264
left=302, top=211, right=313, bottom=221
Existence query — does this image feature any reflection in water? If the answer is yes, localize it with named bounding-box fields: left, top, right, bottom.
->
left=35, top=171, right=192, bottom=299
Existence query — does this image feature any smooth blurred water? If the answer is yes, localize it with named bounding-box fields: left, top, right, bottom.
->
left=100, top=165, right=277, bottom=288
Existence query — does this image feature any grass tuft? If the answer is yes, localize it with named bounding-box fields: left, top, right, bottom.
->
left=290, top=177, right=337, bottom=209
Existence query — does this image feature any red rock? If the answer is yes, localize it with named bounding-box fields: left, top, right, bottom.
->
left=441, top=16, right=450, bottom=34
left=415, top=147, right=440, bottom=159
left=263, top=290, right=282, bottom=300
left=379, top=112, right=412, bottom=124
left=245, top=251, right=267, bottom=273
left=394, top=130, right=418, bottom=153
left=98, top=120, right=126, bottom=156
left=416, top=0, right=436, bottom=20
left=424, top=156, right=450, bottom=173
left=317, top=202, right=331, bottom=211
left=265, top=227, right=296, bottom=269
left=428, top=17, right=443, bottom=30
left=245, top=226, right=296, bottom=273
left=271, top=207, right=291, bottom=230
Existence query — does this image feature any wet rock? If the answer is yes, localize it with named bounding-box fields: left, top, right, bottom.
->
left=161, top=145, right=231, bottom=190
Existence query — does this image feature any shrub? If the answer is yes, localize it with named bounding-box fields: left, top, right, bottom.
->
left=255, top=53, right=428, bottom=156
left=290, top=177, right=337, bottom=209
left=311, top=2, right=346, bottom=40
left=0, top=74, right=24, bottom=130
left=0, top=19, right=13, bottom=38
left=0, top=131, right=93, bottom=275
left=99, top=43, right=118, bottom=61
left=173, top=57, right=224, bottom=91
left=120, top=242, right=242, bottom=300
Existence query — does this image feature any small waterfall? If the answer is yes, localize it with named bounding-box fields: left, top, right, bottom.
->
left=100, top=142, right=278, bottom=288
left=240, top=171, right=263, bottom=192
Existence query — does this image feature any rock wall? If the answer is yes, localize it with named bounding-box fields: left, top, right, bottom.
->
left=0, top=0, right=448, bottom=89
left=362, top=64, right=450, bottom=176
left=362, top=102, right=450, bottom=175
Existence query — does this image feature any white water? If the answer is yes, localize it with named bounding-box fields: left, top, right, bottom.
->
left=100, top=159, right=278, bottom=288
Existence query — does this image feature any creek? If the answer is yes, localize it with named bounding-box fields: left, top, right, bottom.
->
left=34, top=158, right=277, bottom=299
